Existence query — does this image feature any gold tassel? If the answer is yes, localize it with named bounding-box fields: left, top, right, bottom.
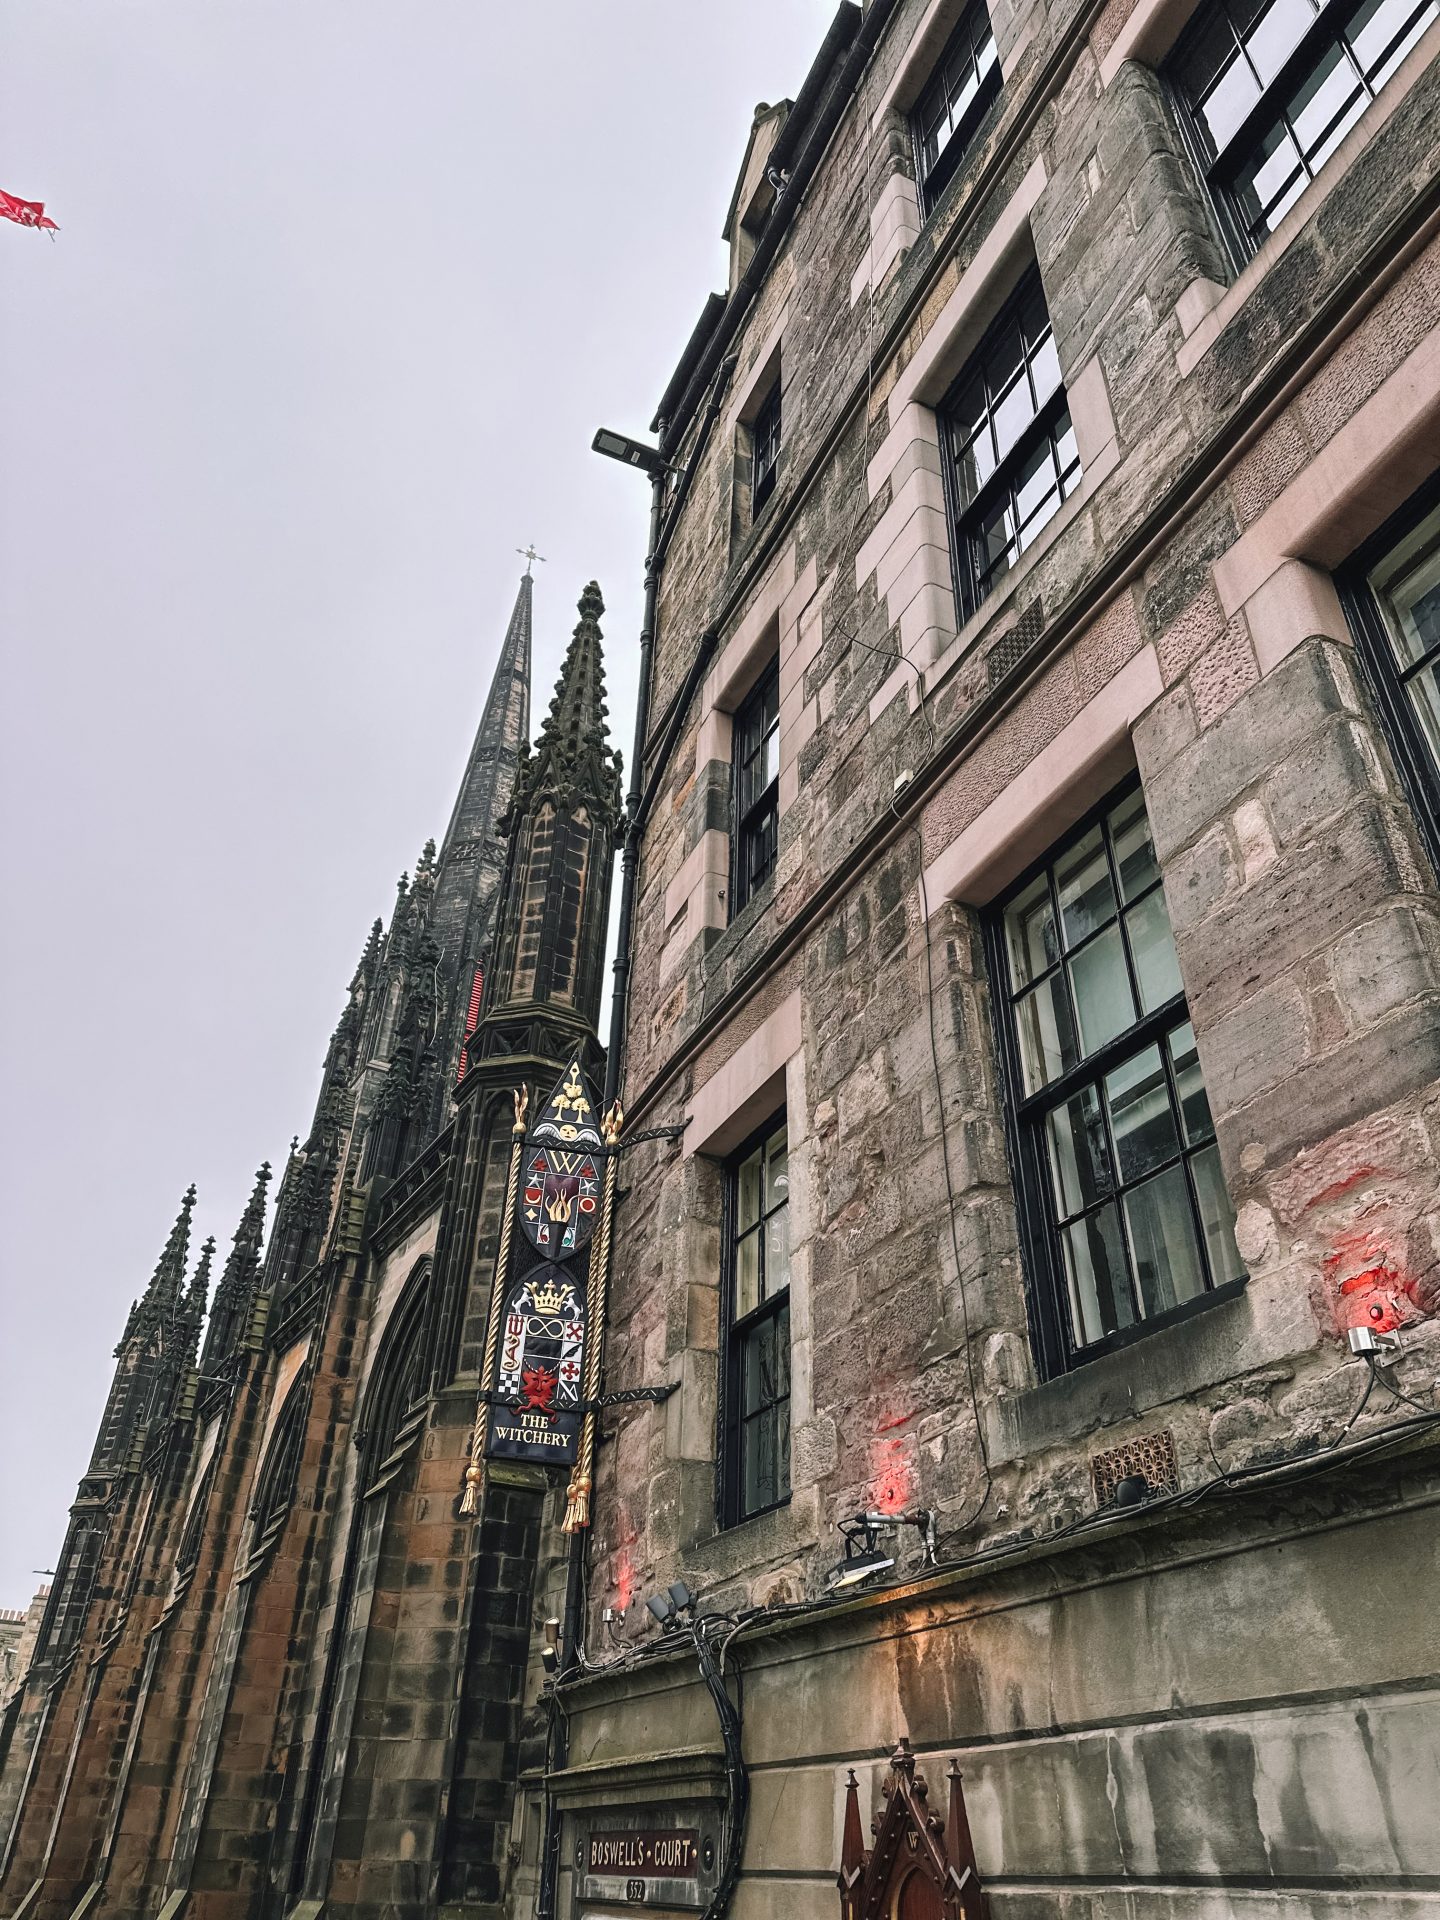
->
left=458, top=1087, right=529, bottom=1516
left=459, top=1458, right=484, bottom=1518
left=560, top=1472, right=591, bottom=1534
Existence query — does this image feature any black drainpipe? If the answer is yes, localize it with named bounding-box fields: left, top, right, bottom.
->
left=538, top=431, right=670, bottom=1920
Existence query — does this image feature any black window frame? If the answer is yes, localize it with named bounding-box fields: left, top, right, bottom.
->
left=938, top=267, right=1081, bottom=627
left=751, top=378, right=782, bottom=516
left=1167, top=0, right=1438, bottom=267
left=911, top=0, right=1004, bottom=214
left=985, top=778, right=1247, bottom=1379
left=1337, top=470, right=1440, bottom=875
left=731, top=657, right=781, bottom=915
left=717, top=1114, right=792, bottom=1529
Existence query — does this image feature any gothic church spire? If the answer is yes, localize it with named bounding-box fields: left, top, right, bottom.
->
left=201, top=1162, right=272, bottom=1372
left=477, top=581, right=622, bottom=1065
left=439, top=570, right=533, bottom=864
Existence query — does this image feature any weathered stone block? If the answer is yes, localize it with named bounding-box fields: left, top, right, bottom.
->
left=1176, top=797, right=1418, bottom=1025
left=1330, top=903, right=1440, bottom=1031
left=1140, top=641, right=1350, bottom=860
left=1197, top=979, right=1310, bottom=1117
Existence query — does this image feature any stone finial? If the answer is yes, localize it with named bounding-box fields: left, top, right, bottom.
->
left=135, top=1184, right=198, bottom=1326
left=200, top=1162, right=273, bottom=1373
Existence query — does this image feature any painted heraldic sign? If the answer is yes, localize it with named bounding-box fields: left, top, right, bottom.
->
left=521, top=1060, right=604, bottom=1259
left=488, top=1263, right=588, bottom=1465
left=488, top=1059, right=607, bottom=1469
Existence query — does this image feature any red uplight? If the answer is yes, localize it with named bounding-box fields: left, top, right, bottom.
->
left=871, top=1436, right=913, bottom=1515
left=615, top=1553, right=635, bottom=1613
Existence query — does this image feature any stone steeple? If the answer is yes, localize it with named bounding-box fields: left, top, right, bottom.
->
left=472, top=581, right=622, bottom=1075
left=89, top=1185, right=197, bottom=1475
left=351, top=574, right=536, bottom=1171
left=438, top=571, right=533, bottom=869
left=426, top=571, right=533, bottom=1002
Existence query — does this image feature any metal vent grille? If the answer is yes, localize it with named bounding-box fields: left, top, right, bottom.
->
left=986, top=600, right=1044, bottom=685
left=1091, top=1428, right=1179, bottom=1506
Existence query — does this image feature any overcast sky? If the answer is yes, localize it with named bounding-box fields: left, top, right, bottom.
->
left=0, top=1, right=833, bottom=1605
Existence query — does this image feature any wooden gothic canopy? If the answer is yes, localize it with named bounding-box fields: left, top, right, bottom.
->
left=838, top=1739, right=989, bottom=1920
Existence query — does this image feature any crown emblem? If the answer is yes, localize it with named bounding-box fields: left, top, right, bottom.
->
left=529, top=1276, right=567, bottom=1315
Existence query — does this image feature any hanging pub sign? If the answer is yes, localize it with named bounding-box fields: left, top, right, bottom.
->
left=487, top=1262, right=587, bottom=1465
left=456, top=1057, right=620, bottom=1504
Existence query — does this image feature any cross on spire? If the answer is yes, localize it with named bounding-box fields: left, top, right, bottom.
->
left=517, top=544, right=546, bottom=577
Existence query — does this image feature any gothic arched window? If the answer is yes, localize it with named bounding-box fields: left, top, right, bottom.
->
left=357, top=1260, right=431, bottom=1495
left=245, top=1381, right=307, bottom=1572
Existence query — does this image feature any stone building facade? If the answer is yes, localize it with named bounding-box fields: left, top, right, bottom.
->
left=0, top=572, right=622, bottom=1920
left=547, top=1, right=1440, bottom=1916
left=4, top=3, right=1440, bottom=1917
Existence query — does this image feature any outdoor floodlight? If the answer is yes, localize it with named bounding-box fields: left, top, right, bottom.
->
left=826, top=1514, right=897, bottom=1593
left=644, top=1579, right=698, bottom=1630
left=826, top=1508, right=937, bottom=1592
left=592, top=427, right=669, bottom=476
left=827, top=1543, right=897, bottom=1592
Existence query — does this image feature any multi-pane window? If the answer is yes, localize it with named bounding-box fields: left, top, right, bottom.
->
left=991, top=785, right=1244, bottom=1371
left=1344, top=487, right=1440, bottom=868
left=912, top=0, right=1002, bottom=211
left=752, top=381, right=782, bottom=515
left=721, top=1119, right=791, bottom=1525
left=732, top=659, right=780, bottom=912
left=941, top=270, right=1081, bottom=623
left=1169, top=0, right=1438, bottom=261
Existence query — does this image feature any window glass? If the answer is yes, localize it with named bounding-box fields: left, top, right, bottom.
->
left=724, top=1119, right=792, bottom=1523
left=752, top=380, right=782, bottom=513
left=1046, top=1084, right=1113, bottom=1215
left=1125, top=1165, right=1208, bottom=1317
left=1062, top=1206, right=1134, bottom=1347
left=1368, top=501, right=1440, bottom=778
left=733, top=659, right=781, bottom=912
left=1056, top=829, right=1117, bottom=947
left=994, top=786, right=1245, bottom=1362
left=913, top=0, right=1001, bottom=209
left=1169, top=0, right=1438, bottom=257
left=1168, top=1021, right=1216, bottom=1144
left=1069, top=924, right=1136, bottom=1056
left=1015, top=972, right=1078, bottom=1094
left=941, top=270, right=1081, bottom=622
left=1004, top=873, right=1059, bottom=986
left=1125, top=889, right=1185, bottom=1012
left=1110, top=788, right=1161, bottom=899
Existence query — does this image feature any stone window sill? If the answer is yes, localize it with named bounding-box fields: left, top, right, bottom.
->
left=919, top=432, right=1123, bottom=703
left=983, top=1282, right=1254, bottom=1464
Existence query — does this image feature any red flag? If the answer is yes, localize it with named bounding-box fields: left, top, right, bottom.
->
left=0, top=190, right=58, bottom=232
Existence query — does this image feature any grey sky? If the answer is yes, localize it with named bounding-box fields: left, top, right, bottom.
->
left=0, top=1, right=833, bottom=1603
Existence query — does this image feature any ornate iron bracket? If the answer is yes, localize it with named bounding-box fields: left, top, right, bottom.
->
left=617, top=1122, right=688, bottom=1148
left=476, top=1382, right=677, bottom=1415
